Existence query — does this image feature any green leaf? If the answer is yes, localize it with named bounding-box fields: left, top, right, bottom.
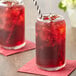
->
left=58, top=2, right=67, bottom=12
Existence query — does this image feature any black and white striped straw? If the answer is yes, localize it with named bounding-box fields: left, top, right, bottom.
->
left=33, top=0, right=43, bottom=18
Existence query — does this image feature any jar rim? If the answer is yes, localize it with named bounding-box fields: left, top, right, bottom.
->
left=0, top=0, right=24, bottom=7
left=37, top=13, right=64, bottom=23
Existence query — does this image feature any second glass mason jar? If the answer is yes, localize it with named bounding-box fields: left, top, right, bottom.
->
left=0, top=0, right=25, bottom=49
left=36, top=14, right=66, bottom=71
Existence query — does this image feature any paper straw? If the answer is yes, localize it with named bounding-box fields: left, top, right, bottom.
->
left=32, top=0, right=43, bottom=18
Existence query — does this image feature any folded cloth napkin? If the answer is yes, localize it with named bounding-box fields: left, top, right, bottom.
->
left=0, top=40, right=36, bottom=56
left=18, top=58, right=76, bottom=76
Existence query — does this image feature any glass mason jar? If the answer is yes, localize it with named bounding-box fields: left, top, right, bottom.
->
left=0, top=0, right=25, bottom=49
left=36, top=14, right=66, bottom=71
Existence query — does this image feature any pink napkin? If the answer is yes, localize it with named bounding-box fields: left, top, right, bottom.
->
left=18, top=58, right=76, bottom=76
left=0, top=40, right=36, bottom=56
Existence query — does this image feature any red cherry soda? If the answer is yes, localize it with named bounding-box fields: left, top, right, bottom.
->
left=36, top=14, right=66, bottom=71
left=0, top=1, right=25, bottom=49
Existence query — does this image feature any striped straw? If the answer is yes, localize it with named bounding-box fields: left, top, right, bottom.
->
left=33, top=0, right=43, bottom=18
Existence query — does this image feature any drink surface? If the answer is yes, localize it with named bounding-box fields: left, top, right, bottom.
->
left=36, top=14, right=66, bottom=68
left=0, top=1, right=25, bottom=47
